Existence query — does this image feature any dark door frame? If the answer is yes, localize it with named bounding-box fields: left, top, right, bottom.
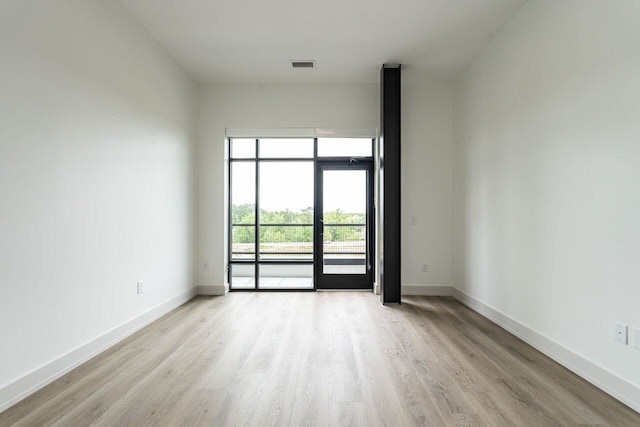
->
left=314, top=159, right=374, bottom=290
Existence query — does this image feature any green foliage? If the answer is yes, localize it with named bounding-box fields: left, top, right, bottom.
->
left=231, top=205, right=365, bottom=244
left=231, top=203, right=256, bottom=244
left=231, top=203, right=255, bottom=224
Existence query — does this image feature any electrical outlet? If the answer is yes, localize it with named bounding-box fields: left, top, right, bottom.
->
left=203, top=263, right=209, bottom=272
left=421, top=264, right=429, bottom=273
left=411, top=216, right=417, bottom=226
left=615, top=323, right=628, bottom=344
left=634, top=329, right=640, bottom=350
left=137, top=281, right=143, bottom=295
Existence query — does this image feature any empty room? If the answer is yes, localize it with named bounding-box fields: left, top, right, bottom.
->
left=1, top=0, right=639, bottom=425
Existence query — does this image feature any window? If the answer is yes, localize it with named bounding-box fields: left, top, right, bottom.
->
left=229, top=138, right=315, bottom=290
left=228, top=136, right=374, bottom=290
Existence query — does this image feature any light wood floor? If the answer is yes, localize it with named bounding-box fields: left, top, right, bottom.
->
left=2, top=293, right=639, bottom=426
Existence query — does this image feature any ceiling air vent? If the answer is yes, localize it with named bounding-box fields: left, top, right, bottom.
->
left=291, top=60, right=315, bottom=69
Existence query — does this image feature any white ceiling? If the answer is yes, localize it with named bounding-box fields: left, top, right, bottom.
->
left=119, top=0, right=526, bottom=84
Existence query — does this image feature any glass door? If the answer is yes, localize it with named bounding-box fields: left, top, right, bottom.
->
left=314, top=161, right=374, bottom=289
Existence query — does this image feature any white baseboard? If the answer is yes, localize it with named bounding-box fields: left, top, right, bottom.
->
left=402, top=284, right=453, bottom=296
left=452, top=288, right=640, bottom=414
left=0, top=287, right=197, bottom=413
left=197, top=283, right=228, bottom=296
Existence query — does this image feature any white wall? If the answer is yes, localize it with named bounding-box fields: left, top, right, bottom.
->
left=0, top=0, right=197, bottom=408
left=196, top=81, right=454, bottom=293
left=453, top=1, right=640, bottom=409
left=402, top=75, right=454, bottom=293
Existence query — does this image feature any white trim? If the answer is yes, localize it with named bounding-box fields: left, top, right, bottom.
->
left=402, top=284, right=453, bottom=296
left=452, top=288, right=640, bottom=414
left=197, top=283, right=229, bottom=296
left=314, top=128, right=378, bottom=138
left=0, top=287, right=197, bottom=413
left=225, top=127, right=378, bottom=138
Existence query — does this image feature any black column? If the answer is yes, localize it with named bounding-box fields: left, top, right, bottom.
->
left=380, top=64, right=401, bottom=304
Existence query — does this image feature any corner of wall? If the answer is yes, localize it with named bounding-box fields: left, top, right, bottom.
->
left=197, top=283, right=229, bottom=296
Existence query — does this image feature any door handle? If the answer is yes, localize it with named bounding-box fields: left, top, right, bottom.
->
left=366, top=245, right=370, bottom=271
left=366, top=222, right=371, bottom=270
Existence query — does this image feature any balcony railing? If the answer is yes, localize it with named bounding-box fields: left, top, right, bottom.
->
left=231, top=223, right=366, bottom=261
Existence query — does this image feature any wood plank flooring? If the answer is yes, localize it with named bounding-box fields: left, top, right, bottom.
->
left=1, top=293, right=639, bottom=426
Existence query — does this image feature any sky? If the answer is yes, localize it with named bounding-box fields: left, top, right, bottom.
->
left=232, top=162, right=366, bottom=213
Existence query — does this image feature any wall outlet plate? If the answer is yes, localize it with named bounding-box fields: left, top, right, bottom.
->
left=137, top=281, right=143, bottom=295
left=615, top=323, right=628, bottom=344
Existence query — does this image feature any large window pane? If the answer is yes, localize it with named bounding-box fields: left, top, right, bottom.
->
left=322, top=170, right=366, bottom=274
left=259, top=138, right=314, bottom=158
left=317, top=138, right=372, bottom=157
left=259, top=161, right=314, bottom=261
left=231, top=161, right=255, bottom=260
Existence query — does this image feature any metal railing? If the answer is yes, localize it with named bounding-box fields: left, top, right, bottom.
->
left=231, top=223, right=366, bottom=260
left=322, top=224, right=365, bottom=254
